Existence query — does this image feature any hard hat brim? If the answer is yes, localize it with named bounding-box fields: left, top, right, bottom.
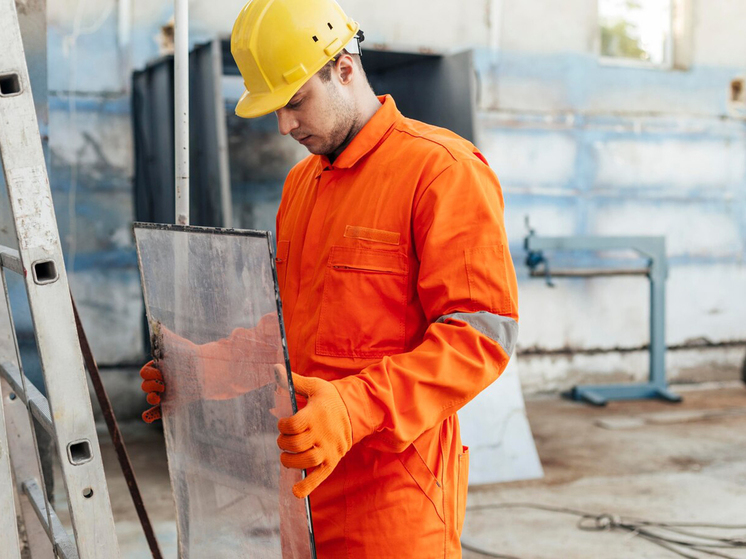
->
left=234, top=74, right=314, bottom=119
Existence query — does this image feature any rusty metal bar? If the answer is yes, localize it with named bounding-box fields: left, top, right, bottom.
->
left=71, top=296, right=164, bottom=559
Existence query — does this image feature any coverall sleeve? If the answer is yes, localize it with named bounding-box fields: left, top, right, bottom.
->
left=332, top=157, right=519, bottom=453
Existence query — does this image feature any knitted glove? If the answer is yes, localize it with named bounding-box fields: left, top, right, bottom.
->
left=140, top=360, right=164, bottom=423
left=277, top=372, right=353, bottom=499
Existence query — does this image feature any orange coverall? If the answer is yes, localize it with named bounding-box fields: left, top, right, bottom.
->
left=275, top=95, right=519, bottom=558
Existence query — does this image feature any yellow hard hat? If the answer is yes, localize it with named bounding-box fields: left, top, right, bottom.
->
left=231, top=0, right=360, bottom=118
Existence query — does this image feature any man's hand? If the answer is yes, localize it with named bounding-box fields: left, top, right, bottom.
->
left=140, top=360, right=165, bottom=423
left=277, top=372, right=353, bottom=499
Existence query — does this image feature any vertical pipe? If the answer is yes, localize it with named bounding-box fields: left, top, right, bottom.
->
left=174, top=0, right=189, bottom=225
left=649, top=239, right=667, bottom=388
left=117, top=0, right=133, bottom=91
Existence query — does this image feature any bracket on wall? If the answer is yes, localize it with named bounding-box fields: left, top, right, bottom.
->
left=524, top=228, right=682, bottom=406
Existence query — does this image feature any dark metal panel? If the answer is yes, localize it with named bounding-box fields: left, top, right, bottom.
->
left=189, top=41, right=231, bottom=227
left=133, top=41, right=228, bottom=228
left=366, top=50, right=477, bottom=143
left=133, top=59, right=175, bottom=225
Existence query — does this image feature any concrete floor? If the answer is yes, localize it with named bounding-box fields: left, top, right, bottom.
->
left=463, top=383, right=746, bottom=559
left=49, top=383, right=746, bottom=558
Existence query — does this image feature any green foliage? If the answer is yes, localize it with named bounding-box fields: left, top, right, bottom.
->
left=601, top=20, right=648, bottom=61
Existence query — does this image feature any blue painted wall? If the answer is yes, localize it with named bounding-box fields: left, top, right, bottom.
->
left=1, top=0, right=742, bottom=392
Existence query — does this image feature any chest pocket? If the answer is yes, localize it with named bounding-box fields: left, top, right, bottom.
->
left=316, top=246, right=408, bottom=358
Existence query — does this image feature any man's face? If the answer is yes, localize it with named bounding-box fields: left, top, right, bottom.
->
left=275, top=68, right=355, bottom=156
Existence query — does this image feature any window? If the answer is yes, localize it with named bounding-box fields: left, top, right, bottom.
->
left=599, top=0, right=673, bottom=68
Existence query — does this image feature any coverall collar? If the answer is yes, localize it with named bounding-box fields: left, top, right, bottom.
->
left=318, top=95, right=401, bottom=173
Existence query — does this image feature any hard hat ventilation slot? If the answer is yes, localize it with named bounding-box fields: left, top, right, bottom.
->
left=312, top=35, right=319, bottom=42
left=327, top=22, right=333, bottom=30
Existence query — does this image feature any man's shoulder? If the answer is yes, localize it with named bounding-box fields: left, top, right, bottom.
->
left=389, top=117, right=486, bottom=168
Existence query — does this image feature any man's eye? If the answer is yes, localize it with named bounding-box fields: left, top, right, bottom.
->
left=288, top=99, right=303, bottom=109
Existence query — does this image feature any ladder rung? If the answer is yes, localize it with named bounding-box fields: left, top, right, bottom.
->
left=0, top=245, right=22, bottom=275
left=0, top=361, right=53, bottom=435
left=22, top=478, right=79, bottom=559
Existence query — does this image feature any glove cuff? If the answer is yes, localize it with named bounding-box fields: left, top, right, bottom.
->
left=331, top=375, right=380, bottom=446
left=328, top=383, right=354, bottom=451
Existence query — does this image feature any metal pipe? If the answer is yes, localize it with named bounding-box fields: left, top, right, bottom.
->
left=529, top=268, right=649, bottom=278
left=174, top=0, right=189, bottom=225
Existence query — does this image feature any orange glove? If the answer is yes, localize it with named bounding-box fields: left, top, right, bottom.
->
left=277, top=372, right=353, bottom=499
left=138, top=324, right=200, bottom=423
left=140, top=360, right=165, bottom=423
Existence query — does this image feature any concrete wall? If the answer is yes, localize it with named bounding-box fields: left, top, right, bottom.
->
left=474, top=0, right=746, bottom=391
left=3, top=0, right=743, bottom=397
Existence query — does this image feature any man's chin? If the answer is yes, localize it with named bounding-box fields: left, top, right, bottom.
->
left=296, top=136, right=341, bottom=157
left=303, top=144, right=328, bottom=156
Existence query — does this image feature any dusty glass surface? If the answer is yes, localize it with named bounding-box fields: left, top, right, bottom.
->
left=134, top=224, right=314, bottom=559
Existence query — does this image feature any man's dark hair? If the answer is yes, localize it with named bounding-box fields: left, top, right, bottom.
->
left=318, top=50, right=366, bottom=83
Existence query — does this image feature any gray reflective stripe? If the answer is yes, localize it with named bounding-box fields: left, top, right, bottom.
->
left=436, top=311, right=518, bottom=356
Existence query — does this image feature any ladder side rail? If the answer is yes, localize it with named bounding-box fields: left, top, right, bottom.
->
left=0, top=363, right=22, bottom=559
left=0, top=379, right=55, bottom=559
left=0, top=271, right=54, bottom=558
left=0, top=0, right=121, bottom=555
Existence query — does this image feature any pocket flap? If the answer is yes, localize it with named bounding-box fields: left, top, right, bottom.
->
left=344, top=225, right=401, bottom=245
left=328, top=246, right=407, bottom=275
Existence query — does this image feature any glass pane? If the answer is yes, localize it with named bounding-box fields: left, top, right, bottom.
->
left=134, top=224, right=314, bottom=559
left=599, top=0, right=672, bottom=65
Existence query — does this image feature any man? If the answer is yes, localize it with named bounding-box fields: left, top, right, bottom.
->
left=141, top=0, right=519, bottom=556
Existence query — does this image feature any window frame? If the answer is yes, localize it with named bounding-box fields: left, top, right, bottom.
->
left=597, top=0, right=676, bottom=70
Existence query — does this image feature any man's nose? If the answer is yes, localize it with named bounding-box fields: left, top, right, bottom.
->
left=276, top=109, right=299, bottom=136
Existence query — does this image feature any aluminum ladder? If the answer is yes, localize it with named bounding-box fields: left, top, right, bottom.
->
left=0, top=0, right=121, bottom=555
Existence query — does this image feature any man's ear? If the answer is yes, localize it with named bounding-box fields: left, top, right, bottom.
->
left=336, top=54, right=355, bottom=85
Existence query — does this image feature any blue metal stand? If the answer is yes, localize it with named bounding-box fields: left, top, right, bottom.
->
left=525, top=233, right=682, bottom=407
